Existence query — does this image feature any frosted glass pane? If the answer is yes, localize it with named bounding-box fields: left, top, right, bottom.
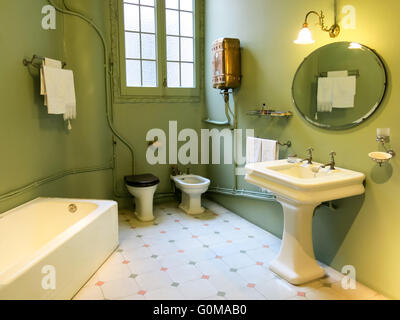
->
left=166, top=10, right=179, bottom=35
left=141, top=34, right=156, bottom=60
left=180, top=12, right=193, bottom=37
left=142, top=61, right=157, bottom=87
left=180, top=0, right=193, bottom=11
left=167, top=62, right=180, bottom=87
left=167, top=36, right=180, bottom=61
left=165, top=0, right=179, bottom=9
left=125, top=32, right=140, bottom=59
left=124, top=4, right=139, bottom=32
left=140, top=0, right=154, bottom=6
left=180, top=37, right=193, bottom=62
left=125, top=0, right=139, bottom=4
left=181, top=63, right=194, bottom=87
left=140, top=6, right=155, bottom=33
left=126, top=60, right=141, bottom=87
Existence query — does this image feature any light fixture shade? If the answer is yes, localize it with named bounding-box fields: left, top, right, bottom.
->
left=294, top=27, right=315, bottom=45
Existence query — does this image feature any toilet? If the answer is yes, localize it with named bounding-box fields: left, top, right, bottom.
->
left=125, top=174, right=160, bottom=222
left=171, top=175, right=210, bottom=215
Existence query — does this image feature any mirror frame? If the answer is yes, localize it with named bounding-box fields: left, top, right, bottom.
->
left=292, top=42, right=388, bottom=130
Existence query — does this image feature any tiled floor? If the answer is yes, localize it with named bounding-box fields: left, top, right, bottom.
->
left=74, top=199, right=388, bottom=300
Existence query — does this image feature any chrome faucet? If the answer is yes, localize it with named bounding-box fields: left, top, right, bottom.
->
left=302, top=148, right=314, bottom=165
left=171, top=165, right=182, bottom=176
left=321, top=151, right=337, bottom=170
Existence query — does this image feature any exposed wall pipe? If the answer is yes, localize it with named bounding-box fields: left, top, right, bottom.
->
left=0, top=164, right=112, bottom=202
left=208, top=187, right=275, bottom=202
left=49, top=0, right=135, bottom=177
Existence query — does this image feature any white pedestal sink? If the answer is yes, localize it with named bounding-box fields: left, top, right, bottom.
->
left=245, top=160, right=365, bottom=285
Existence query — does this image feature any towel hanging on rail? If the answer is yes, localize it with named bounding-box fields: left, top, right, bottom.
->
left=42, top=65, right=76, bottom=130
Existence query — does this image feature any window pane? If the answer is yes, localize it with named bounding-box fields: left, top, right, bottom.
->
left=140, top=6, right=155, bottom=33
left=141, top=34, right=156, bottom=60
left=142, top=61, right=157, bottom=87
left=124, top=4, right=139, bottom=32
left=125, top=32, right=140, bottom=59
left=166, top=10, right=180, bottom=35
left=126, top=60, right=141, bottom=87
left=167, top=36, right=180, bottom=61
left=181, top=63, right=194, bottom=87
left=180, top=12, right=193, bottom=37
left=180, top=0, right=193, bottom=11
left=180, top=37, right=193, bottom=62
left=125, top=0, right=139, bottom=4
left=167, top=62, right=180, bottom=87
left=140, top=0, right=154, bottom=6
left=165, top=0, right=179, bottom=9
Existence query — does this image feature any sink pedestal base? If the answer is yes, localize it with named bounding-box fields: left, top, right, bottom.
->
left=270, top=197, right=325, bottom=285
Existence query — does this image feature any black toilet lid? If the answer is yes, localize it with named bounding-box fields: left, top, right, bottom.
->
left=125, top=174, right=160, bottom=188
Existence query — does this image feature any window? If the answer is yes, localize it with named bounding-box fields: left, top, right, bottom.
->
left=119, top=0, right=199, bottom=98
left=165, top=0, right=195, bottom=88
left=123, top=0, right=158, bottom=87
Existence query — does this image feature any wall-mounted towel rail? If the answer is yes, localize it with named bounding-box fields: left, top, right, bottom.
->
left=278, top=141, right=292, bottom=148
left=317, top=70, right=360, bottom=78
left=255, top=137, right=292, bottom=148
left=23, top=55, right=67, bottom=69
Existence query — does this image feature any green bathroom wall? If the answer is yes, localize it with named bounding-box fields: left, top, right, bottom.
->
left=0, top=0, right=206, bottom=213
left=0, top=0, right=114, bottom=213
left=204, top=0, right=400, bottom=299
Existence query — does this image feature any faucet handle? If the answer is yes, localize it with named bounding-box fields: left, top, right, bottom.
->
left=329, top=151, right=336, bottom=161
left=306, top=147, right=314, bottom=156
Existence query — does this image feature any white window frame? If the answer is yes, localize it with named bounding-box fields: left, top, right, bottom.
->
left=117, top=0, right=201, bottom=100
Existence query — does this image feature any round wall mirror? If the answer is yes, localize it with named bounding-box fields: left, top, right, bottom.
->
left=292, top=42, right=387, bottom=130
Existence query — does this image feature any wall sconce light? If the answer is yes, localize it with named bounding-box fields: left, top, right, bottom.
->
left=294, top=1, right=340, bottom=45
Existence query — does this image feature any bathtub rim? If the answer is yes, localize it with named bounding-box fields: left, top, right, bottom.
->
left=0, top=197, right=118, bottom=286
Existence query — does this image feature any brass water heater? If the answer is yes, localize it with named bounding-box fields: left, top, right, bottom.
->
left=212, top=38, right=241, bottom=90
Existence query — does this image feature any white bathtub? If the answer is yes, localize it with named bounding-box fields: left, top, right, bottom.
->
left=0, top=198, right=118, bottom=300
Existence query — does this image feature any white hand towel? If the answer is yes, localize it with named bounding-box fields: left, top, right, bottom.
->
left=246, top=137, right=262, bottom=164
left=43, top=66, right=76, bottom=119
left=41, top=58, right=63, bottom=105
left=332, top=76, right=356, bottom=108
left=317, top=77, right=333, bottom=113
left=328, top=70, right=348, bottom=78
left=261, top=139, right=279, bottom=162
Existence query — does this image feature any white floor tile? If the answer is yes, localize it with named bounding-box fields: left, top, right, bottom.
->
left=195, top=259, right=230, bottom=276
left=222, top=253, right=255, bottom=269
left=179, top=279, right=217, bottom=300
left=128, top=257, right=162, bottom=275
left=174, top=238, right=203, bottom=251
left=208, top=271, right=248, bottom=292
left=101, top=278, right=140, bottom=300
left=167, top=265, right=202, bottom=284
left=237, top=265, right=275, bottom=284
left=255, top=278, right=298, bottom=300
left=145, top=287, right=186, bottom=300
left=97, top=261, right=132, bottom=282
left=185, top=247, right=216, bottom=262
left=245, top=247, right=277, bottom=266
left=123, top=246, right=153, bottom=260
left=149, top=243, right=179, bottom=256
left=136, top=271, right=173, bottom=292
left=158, top=253, right=190, bottom=269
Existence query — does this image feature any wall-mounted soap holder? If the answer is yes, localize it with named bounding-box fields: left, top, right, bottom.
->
left=369, top=129, right=395, bottom=166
